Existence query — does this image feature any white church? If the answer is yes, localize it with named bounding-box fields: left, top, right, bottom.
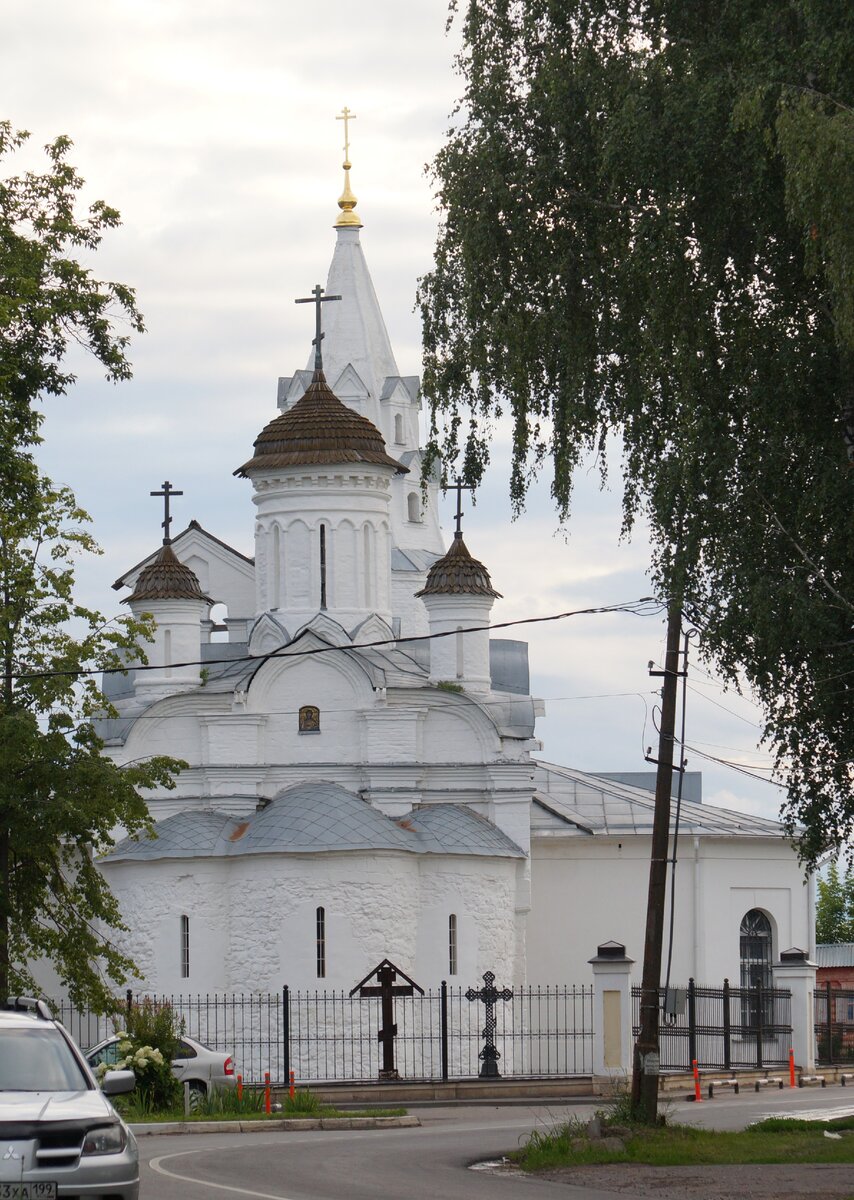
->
left=96, top=138, right=813, bottom=1002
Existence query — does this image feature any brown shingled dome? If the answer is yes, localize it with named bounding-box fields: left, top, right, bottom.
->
left=416, top=535, right=502, bottom=598
left=235, top=369, right=407, bottom=477
left=124, top=544, right=212, bottom=604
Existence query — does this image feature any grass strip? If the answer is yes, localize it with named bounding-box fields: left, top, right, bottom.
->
left=518, top=1116, right=854, bottom=1171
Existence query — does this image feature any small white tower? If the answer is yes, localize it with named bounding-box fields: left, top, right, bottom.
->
left=416, top=531, right=501, bottom=696
left=124, top=483, right=211, bottom=698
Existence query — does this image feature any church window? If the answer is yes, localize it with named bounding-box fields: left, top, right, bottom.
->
left=180, top=915, right=190, bottom=978
left=448, top=914, right=458, bottom=976
left=316, top=907, right=326, bottom=979
left=271, top=525, right=281, bottom=609
left=164, top=629, right=172, bottom=677
left=299, top=705, right=321, bottom=733
left=407, top=492, right=422, bottom=523
left=739, top=909, right=773, bottom=1029
left=394, top=413, right=404, bottom=443
left=319, top=524, right=328, bottom=609
left=455, top=626, right=464, bottom=679
left=363, top=524, right=374, bottom=606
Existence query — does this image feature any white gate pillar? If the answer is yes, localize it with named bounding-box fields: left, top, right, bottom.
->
left=772, top=947, right=817, bottom=1073
left=589, top=941, right=634, bottom=1092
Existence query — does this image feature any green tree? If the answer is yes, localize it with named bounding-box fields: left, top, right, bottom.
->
left=0, top=124, right=181, bottom=1007
left=1, top=121, right=144, bottom=448
left=0, top=457, right=182, bottom=1009
left=419, top=1, right=854, bottom=867
left=816, top=861, right=854, bottom=944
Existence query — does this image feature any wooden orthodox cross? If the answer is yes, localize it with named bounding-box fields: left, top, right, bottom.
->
left=150, top=480, right=183, bottom=545
left=465, top=971, right=513, bottom=1078
left=295, top=284, right=342, bottom=371
left=350, top=959, right=424, bottom=1081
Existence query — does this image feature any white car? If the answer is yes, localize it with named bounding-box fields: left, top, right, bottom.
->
left=86, top=1033, right=236, bottom=1102
left=0, top=996, right=139, bottom=1199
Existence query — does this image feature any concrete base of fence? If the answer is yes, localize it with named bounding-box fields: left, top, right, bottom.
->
left=131, top=1115, right=422, bottom=1136
left=306, top=1078, right=594, bottom=1104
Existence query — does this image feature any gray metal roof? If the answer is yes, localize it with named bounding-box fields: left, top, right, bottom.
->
left=532, top=761, right=789, bottom=839
left=816, top=943, right=854, bottom=968
left=101, top=785, right=525, bottom=864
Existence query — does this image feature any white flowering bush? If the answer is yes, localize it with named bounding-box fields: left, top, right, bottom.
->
left=101, top=1022, right=180, bottom=1110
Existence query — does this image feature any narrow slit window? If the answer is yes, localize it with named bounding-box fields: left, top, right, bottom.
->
left=164, top=629, right=172, bottom=677
left=448, top=913, right=458, bottom=976
left=316, top=906, right=326, bottom=979
left=319, top=525, right=327, bottom=609
left=394, top=413, right=404, bottom=443
left=455, top=626, right=464, bottom=678
left=180, top=915, right=190, bottom=979
left=407, top=492, right=421, bottom=523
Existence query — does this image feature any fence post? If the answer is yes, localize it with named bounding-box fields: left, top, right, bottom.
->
left=826, top=981, right=834, bottom=1063
left=773, top=948, right=817, bottom=1073
left=687, top=978, right=697, bottom=1069
left=589, top=941, right=635, bottom=1092
left=440, top=980, right=449, bottom=1082
left=125, top=989, right=133, bottom=1023
left=282, top=985, right=290, bottom=1088
left=755, top=980, right=764, bottom=1069
left=722, top=978, right=731, bottom=1073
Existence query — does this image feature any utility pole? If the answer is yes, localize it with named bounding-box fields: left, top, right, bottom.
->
left=631, top=601, right=683, bottom=1122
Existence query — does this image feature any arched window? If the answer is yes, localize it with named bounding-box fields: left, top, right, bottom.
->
left=316, top=907, right=326, bottom=979
left=180, top=915, right=190, bottom=979
left=394, top=413, right=404, bottom=443
left=448, top=914, right=458, bottom=976
left=740, top=909, right=773, bottom=1028
left=407, top=492, right=421, bottom=523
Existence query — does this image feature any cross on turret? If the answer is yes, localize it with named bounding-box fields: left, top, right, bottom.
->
left=295, top=284, right=342, bottom=372
left=452, top=476, right=474, bottom=539
left=150, top=480, right=183, bottom=545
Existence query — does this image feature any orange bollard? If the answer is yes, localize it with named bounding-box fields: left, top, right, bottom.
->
left=264, top=1070, right=271, bottom=1114
left=289, top=1069, right=295, bottom=1100
left=789, top=1047, right=796, bottom=1088
left=692, top=1058, right=702, bottom=1102
left=236, top=1073, right=243, bottom=1101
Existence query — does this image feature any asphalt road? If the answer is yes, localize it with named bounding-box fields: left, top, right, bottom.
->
left=137, top=1088, right=854, bottom=1200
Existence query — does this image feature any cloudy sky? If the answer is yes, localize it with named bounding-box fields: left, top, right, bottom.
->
left=6, top=0, right=785, bottom=820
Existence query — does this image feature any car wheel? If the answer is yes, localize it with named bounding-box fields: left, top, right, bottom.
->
left=188, top=1081, right=207, bottom=1110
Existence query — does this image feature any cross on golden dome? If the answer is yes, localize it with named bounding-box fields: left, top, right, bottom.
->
left=334, top=106, right=362, bottom=229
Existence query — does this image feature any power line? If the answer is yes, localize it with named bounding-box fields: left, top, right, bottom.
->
left=12, top=597, right=664, bottom=683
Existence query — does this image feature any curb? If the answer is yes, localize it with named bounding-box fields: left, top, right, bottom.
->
left=130, top=1115, right=421, bottom=1136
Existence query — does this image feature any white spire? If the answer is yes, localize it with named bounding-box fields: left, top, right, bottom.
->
left=307, top=227, right=400, bottom=414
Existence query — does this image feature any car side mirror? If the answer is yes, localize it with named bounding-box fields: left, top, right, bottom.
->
left=101, top=1069, right=136, bottom=1096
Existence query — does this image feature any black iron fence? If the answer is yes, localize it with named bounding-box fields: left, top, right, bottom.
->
left=53, top=980, right=593, bottom=1085
left=815, top=984, right=854, bottom=1065
left=632, top=979, right=792, bottom=1071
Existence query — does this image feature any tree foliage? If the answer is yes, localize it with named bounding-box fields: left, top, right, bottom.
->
left=816, top=861, right=854, bottom=945
left=0, top=125, right=180, bottom=1007
left=419, top=0, right=854, bottom=866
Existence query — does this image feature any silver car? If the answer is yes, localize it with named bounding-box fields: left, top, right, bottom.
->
left=86, top=1032, right=236, bottom=1102
left=0, top=997, right=138, bottom=1200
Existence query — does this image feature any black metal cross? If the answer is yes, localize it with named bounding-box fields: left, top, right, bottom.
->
left=452, top=476, right=473, bottom=539
left=295, top=284, right=342, bottom=372
left=150, top=480, right=183, bottom=545
left=465, top=971, right=513, bottom=1078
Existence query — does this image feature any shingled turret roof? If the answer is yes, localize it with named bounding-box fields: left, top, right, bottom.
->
left=235, top=369, right=407, bottom=477
left=416, top=535, right=501, bottom=598
left=124, top=544, right=211, bottom=605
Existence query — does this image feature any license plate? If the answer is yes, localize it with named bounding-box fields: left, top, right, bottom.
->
left=0, top=1185, right=57, bottom=1199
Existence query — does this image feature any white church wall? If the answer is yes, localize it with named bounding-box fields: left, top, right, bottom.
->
left=526, top=834, right=809, bottom=987
left=414, top=862, right=519, bottom=986
left=421, top=704, right=501, bottom=764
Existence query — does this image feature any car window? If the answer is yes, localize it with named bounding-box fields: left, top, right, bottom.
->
left=0, top=1028, right=90, bottom=1091
left=88, top=1040, right=121, bottom=1067
left=176, top=1040, right=197, bottom=1059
